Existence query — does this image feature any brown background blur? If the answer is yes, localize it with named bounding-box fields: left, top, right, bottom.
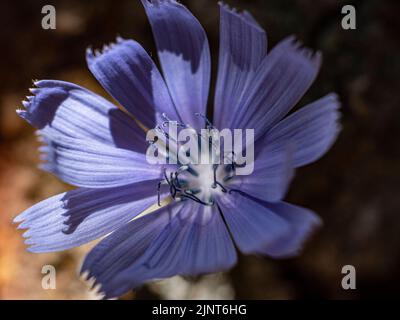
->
left=0, top=0, right=399, bottom=299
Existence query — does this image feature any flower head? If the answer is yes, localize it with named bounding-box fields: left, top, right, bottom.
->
left=15, top=0, right=341, bottom=298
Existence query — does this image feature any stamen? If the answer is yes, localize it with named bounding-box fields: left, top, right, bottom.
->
left=161, top=113, right=187, bottom=128
left=157, top=181, right=163, bottom=206
left=181, top=190, right=213, bottom=206
left=195, top=113, right=214, bottom=129
left=211, top=164, right=227, bottom=192
left=154, top=113, right=235, bottom=207
left=214, top=181, right=227, bottom=193
left=228, top=188, right=241, bottom=195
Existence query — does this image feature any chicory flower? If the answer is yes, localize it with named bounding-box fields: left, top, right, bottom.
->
left=14, top=0, right=341, bottom=298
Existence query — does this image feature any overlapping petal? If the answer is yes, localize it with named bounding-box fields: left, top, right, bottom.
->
left=256, top=201, right=322, bottom=258
left=82, top=202, right=236, bottom=298
left=228, top=142, right=295, bottom=203
left=260, top=93, right=341, bottom=167
left=218, top=194, right=322, bottom=258
left=218, top=192, right=290, bottom=254
left=81, top=203, right=182, bottom=295
left=38, top=132, right=162, bottom=188
left=14, top=180, right=165, bottom=253
left=142, top=0, right=211, bottom=130
left=17, top=80, right=146, bottom=153
left=230, top=94, right=340, bottom=202
left=214, top=3, right=267, bottom=129
left=226, top=37, right=321, bottom=140
left=86, top=38, right=180, bottom=128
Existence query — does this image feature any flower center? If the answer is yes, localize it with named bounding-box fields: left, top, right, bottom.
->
left=163, top=162, right=231, bottom=206
left=154, top=114, right=237, bottom=206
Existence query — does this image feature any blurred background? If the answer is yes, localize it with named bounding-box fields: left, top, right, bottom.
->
left=0, top=0, right=399, bottom=299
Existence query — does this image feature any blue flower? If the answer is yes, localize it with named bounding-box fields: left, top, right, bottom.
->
left=14, top=1, right=341, bottom=298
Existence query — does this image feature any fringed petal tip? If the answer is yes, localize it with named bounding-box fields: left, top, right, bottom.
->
left=324, top=93, right=342, bottom=125
left=18, top=79, right=66, bottom=114
left=141, top=0, right=211, bottom=129
left=34, top=131, right=55, bottom=173
left=218, top=2, right=265, bottom=34
left=327, top=92, right=342, bottom=111
left=16, top=108, right=28, bottom=120
left=86, top=34, right=177, bottom=129
left=264, top=221, right=322, bottom=259
left=79, top=265, right=108, bottom=300
left=17, top=84, right=40, bottom=117
left=79, top=264, right=116, bottom=299
left=11, top=226, right=43, bottom=252
left=16, top=80, right=84, bottom=129
left=279, top=220, right=322, bottom=259
left=13, top=214, right=25, bottom=226
left=141, top=0, right=180, bottom=8
left=85, top=36, right=127, bottom=61
left=80, top=265, right=123, bottom=300
left=80, top=269, right=101, bottom=291
left=14, top=181, right=163, bottom=254
left=279, top=35, right=322, bottom=68
left=258, top=202, right=323, bottom=259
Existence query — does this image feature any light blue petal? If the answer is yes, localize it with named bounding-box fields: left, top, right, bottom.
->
left=81, top=203, right=183, bottom=291
left=218, top=192, right=290, bottom=254
left=18, top=80, right=146, bottom=153
left=228, top=37, right=321, bottom=140
left=86, top=38, right=180, bottom=128
left=261, top=93, right=341, bottom=167
left=256, top=201, right=322, bottom=258
left=228, top=142, right=295, bottom=202
left=83, top=202, right=236, bottom=298
left=142, top=0, right=211, bottom=130
left=14, top=180, right=165, bottom=253
left=38, top=131, right=162, bottom=188
left=214, top=3, right=267, bottom=129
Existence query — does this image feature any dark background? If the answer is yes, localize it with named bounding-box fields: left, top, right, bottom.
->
left=0, top=0, right=399, bottom=299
